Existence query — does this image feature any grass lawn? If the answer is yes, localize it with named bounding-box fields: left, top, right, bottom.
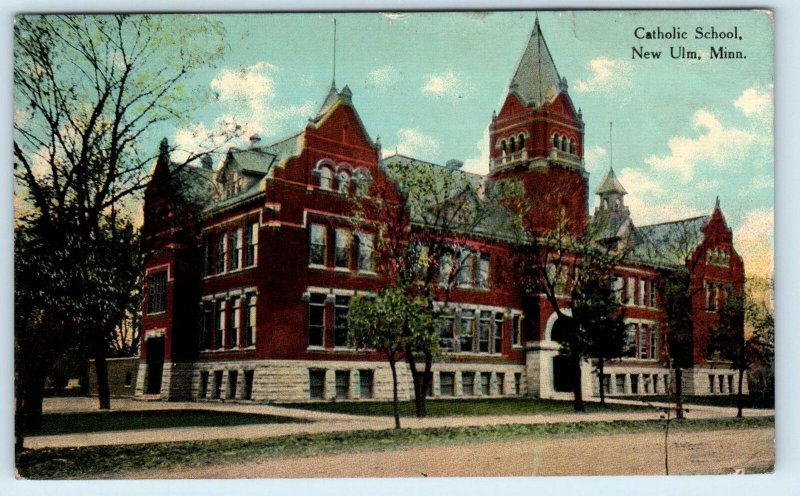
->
left=628, top=395, right=774, bottom=409
left=274, top=398, right=646, bottom=417
left=17, top=416, right=773, bottom=479
left=27, top=410, right=307, bottom=436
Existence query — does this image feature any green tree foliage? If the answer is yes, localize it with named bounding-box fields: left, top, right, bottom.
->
left=348, top=286, right=436, bottom=428
left=13, top=14, right=228, bottom=444
left=662, top=271, right=694, bottom=419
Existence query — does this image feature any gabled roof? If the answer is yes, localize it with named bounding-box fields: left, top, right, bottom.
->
left=596, top=168, right=627, bottom=195
left=380, top=153, right=524, bottom=241
left=308, top=83, right=375, bottom=147
left=630, top=215, right=711, bottom=268
left=168, top=162, right=217, bottom=206
left=509, top=17, right=564, bottom=107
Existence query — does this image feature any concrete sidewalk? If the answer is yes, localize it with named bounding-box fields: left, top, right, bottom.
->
left=25, top=397, right=773, bottom=450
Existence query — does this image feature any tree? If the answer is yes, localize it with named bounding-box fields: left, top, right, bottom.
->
left=662, top=271, right=693, bottom=420
left=711, top=293, right=773, bottom=417
left=348, top=286, right=435, bottom=429
left=745, top=278, right=774, bottom=401
left=350, top=159, right=524, bottom=417
left=13, top=14, right=229, bottom=432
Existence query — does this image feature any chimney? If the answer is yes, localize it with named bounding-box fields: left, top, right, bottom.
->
left=249, top=134, right=262, bottom=148
left=201, top=154, right=213, bottom=170
left=446, top=159, right=464, bottom=170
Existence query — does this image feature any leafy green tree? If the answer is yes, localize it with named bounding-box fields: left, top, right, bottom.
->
left=13, top=14, right=229, bottom=433
left=662, top=271, right=694, bottom=420
left=348, top=286, right=435, bottom=428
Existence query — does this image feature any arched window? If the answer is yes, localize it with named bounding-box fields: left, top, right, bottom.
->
left=561, top=138, right=568, bottom=152
left=500, top=140, right=507, bottom=157
left=337, top=171, right=350, bottom=194
left=553, top=134, right=560, bottom=149
left=569, top=140, right=576, bottom=154
left=509, top=137, right=516, bottom=153
left=518, top=134, right=525, bottom=150
left=319, top=166, right=333, bottom=190
left=602, top=198, right=609, bottom=209
left=353, top=168, right=372, bottom=197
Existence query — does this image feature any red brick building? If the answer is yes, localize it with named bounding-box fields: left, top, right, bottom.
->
left=137, top=19, right=745, bottom=402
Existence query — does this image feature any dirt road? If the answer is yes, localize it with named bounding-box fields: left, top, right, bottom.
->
left=114, top=427, right=773, bottom=478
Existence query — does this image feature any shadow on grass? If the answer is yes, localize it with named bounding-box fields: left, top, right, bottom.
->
left=27, top=410, right=307, bottom=436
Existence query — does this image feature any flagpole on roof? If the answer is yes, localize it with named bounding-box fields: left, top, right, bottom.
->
left=333, top=18, right=337, bottom=86
left=610, top=121, right=613, bottom=172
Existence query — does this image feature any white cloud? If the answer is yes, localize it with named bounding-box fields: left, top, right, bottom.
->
left=644, top=109, right=759, bottom=181
left=383, top=128, right=440, bottom=161
left=574, top=57, right=633, bottom=93
left=366, top=65, right=399, bottom=91
left=461, top=126, right=491, bottom=175
left=174, top=62, right=314, bottom=164
left=735, top=84, right=773, bottom=117
left=422, top=71, right=461, bottom=97
left=697, top=178, right=720, bottom=191
left=734, top=207, right=774, bottom=277
left=617, top=167, right=663, bottom=196
left=626, top=195, right=703, bottom=227
left=583, top=145, right=607, bottom=170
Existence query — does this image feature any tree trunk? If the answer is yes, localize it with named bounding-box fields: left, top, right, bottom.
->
left=388, top=357, right=401, bottom=429
left=598, top=358, right=606, bottom=406
left=572, top=356, right=585, bottom=412
left=674, top=367, right=684, bottom=420
left=737, top=367, right=745, bottom=418
left=94, top=353, right=111, bottom=410
left=21, top=370, right=47, bottom=434
left=405, top=350, right=429, bottom=418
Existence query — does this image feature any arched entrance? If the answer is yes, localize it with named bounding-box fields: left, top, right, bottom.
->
left=551, top=317, right=574, bottom=393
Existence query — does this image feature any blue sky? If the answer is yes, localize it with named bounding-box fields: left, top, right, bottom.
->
left=161, top=11, right=773, bottom=275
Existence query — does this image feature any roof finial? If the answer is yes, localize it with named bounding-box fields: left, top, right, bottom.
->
left=332, top=18, right=337, bottom=86
left=715, top=196, right=720, bottom=210
left=609, top=121, right=613, bottom=172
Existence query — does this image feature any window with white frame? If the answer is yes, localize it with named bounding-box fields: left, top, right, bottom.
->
left=201, top=301, right=213, bottom=350
left=216, top=234, right=227, bottom=274
left=458, top=309, right=474, bottom=352
left=649, top=281, right=657, bottom=308
left=215, top=300, right=226, bottom=350
left=493, top=312, right=503, bottom=354
left=649, top=324, right=658, bottom=360
left=244, top=294, right=257, bottom=347
left=477, top=253, right=491, bottom=288
left=625, top=323, right=637, bottom=358
left=512, top=314, right=522, bottom=347
left=638, top=324, right=648, bottom=359
left=439, top=314, right=455, bottom=351
left=337, top=171, right=350, bottom=195
left=245, top=222, right=258, bottom=266
left=334, top=295, right=350, bottom=347
left=356, top=232, right=374, bottom=272
left=638, top=280, right=646, bottom=306
left=230, top=228, right=242, bottom=271
left=146, top=270, right=167, bottom=315
left=457, top=250, right=474, bottom=287
left=318, top=166, right=333, bottom=190
left=335, top=229, right=351, bottom=269
left=478, top=311, right=492, bottom=353
left=626, top=277, right=635, bottom=305
left=308, top=293, right=326, bottom=347
left=229, top=297, right=241, bottom=348
left=310, top=224, right=327, bottom=266
left=613, top=276, right=624, bottom=303
left=439, top=252, right=453, bottom=285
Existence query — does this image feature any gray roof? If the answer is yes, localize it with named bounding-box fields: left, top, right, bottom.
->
left=630, top=215, right=710, bottom=268
left=596, top=168, right=627, bottom=195
left=510, top=18, right=564, bottom=106
left=380, top=153, right=524, bottom=241
left=168, top=162, right=217, bottom=206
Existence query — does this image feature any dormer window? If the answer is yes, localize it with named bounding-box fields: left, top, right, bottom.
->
left=337, top=171, right=350, bottom=195
left=318, top=166, right=333, bottom=190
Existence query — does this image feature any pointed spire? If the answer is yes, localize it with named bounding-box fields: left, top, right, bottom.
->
left=715, top=196, right=721, bottom=210
left=596, top=168, right=627, bottom=195
left=510, top=16, right=563, bottom=106
left=159, top=137, right=169, bottom=157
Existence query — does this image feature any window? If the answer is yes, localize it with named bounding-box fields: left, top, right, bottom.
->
left=630, top=374, right=639, bottom=394
left=518, top=134, right=525, bottom=150
left=493, top=313, right=503, bottom=354
left=124, top=371, right=133, bottom=387
left=438, top=315, right=455, bottom=351
left=335, top=229, right=351, bottom=269
left=308, top=293, right=326, bottom=347
left=244, top=294, right=257, bottom=347
left=335, top=371, right=350, bottom=399
left=359, top=370, right=374, bottom=399
left=500, top=140, right=507, bottom=156
left=728, top=375, right=734, bottom=393
left=309, top=370, right=325, bottom=399
left=310, top=224, right=327, bottom=266
left=458, top=310, right=474, bottom=352
left=146, top=270, right=167, bottom=314
left=334, top=295, right=350, bottom=347
left=639, top=280, right=646, bottom=306
left=553, top=134, right=560, bottom=149
left=512, top=314, right=522, bottom=347
left=626, top=277, right=635, bottom=305
left=457, top=250, right=474, bottom=287
left=497, top=373, right=505, bottom=395
left=477, top=254, right=490, bottom=288
left=230, top=228, right=242, bottom=271
left=216, top=234, right=226, bottom=274
left=354, top=169, right=371, bottom=197
left=356, top=232, right=374, bottom=272
left=709, top=374, right=715, bottom=393
left=639, top=325, right=648, bottom=359
left=649, top=325, right=658, bottom=360
left=625, top=324, right=637, bottom=358
left=649, top=282, right=657, bottom=308
left=319, top=166, right=333, bottom=190
left=202, top=301, right=214, bottom=350
left=615, top=375, right=625, bottom=394
left=439, top=252, right=453, bottom=285
left=215, top=300, right=226, bottom=349
left=199, top=371, right=209, bottom=398
left=478, top=373, right=489, bottom=395
left=229, top=297, right=240, bottom=348
left=440, top=372, right=455, bottom=396
left=337, top=171, right=350, bottom=194
left=478, top=311, right=491, bottom=353
left=514, top=373, right=521, bottom=395
left=509, top=137, right=516, bottom=153
left=213, top=370, right=223, bottom=399
left=245, top=222, right=258, bottom=266
left=462, top=372, right=475, bottom=396
left=243, top=370, right=254, bottom=400
left=613, top=277, right=624, bottom=303
left=228, top=370, right=238, bottom=399
left=719, top=375, right=725, bottom=394
left=203, top=240, right=212, bottom=276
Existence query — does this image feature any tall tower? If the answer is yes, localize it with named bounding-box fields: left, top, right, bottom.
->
left=489, top=18, right=588, bottom=234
